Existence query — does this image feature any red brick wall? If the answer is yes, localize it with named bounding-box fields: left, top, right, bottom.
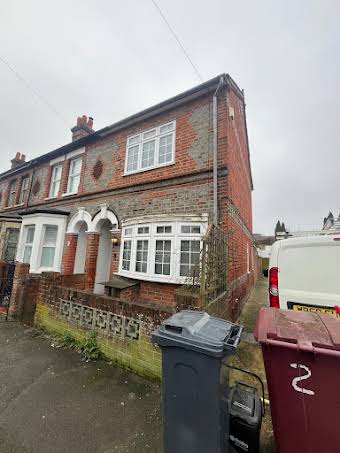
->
left=84, top=233, right=99, bottom=290
left=138, top=281, right=178, bottom=307
left=224, top=89, right=253, bottom=230
left=62, top=233, right=78, bottom=275
left=1, top=82, right=255, bottom=316
left=0, top=92, right=215, bottom=209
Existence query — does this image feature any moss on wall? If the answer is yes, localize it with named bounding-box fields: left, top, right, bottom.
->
left=35, top=303, right=161, bottom=381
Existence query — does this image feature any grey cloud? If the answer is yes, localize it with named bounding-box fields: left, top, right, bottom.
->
left=0, top=0, right=339, bottom=235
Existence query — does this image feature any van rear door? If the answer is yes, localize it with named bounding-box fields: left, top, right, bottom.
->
left=277, top=236, right=340, bottom=315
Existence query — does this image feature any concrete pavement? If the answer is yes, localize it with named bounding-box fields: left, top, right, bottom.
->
left=0, top=278, right=274, bottom=453
left=0, top=321, right=161, bottom=453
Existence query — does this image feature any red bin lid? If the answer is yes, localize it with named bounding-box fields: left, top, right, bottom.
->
left=254, top=307, right=340, bottom=352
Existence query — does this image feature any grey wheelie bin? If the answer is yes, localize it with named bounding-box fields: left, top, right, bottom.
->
left=152, top=310, right=243, bottom=453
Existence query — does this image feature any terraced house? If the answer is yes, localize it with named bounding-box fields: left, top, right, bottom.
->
left=0, top=74, right=256, bottom=316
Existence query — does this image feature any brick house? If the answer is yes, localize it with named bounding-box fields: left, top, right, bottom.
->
left=0, top=74, right=256, bottom=313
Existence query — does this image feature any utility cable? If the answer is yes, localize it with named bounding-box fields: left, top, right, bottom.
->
left=0, top=54, right=70, bottom=127
left=151, top=0, right=203, bottom=83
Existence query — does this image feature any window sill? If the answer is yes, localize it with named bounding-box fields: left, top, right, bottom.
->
left=117, top=270, right=188, bottom=285
left=61, top=192, right=78, bottom=198
left=45, top=196, right=58, bottom=201
left=14, top=203, right=25, bottom=208
left=123, top=160, right=175, bottom=177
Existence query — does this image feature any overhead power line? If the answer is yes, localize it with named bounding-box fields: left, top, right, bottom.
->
left=0, top=54, right=70, bottom=127
left=151, top=0, right=204, bottom=83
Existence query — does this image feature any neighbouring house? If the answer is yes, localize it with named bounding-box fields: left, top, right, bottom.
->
left=0, top=213, right=22, bottom=262
left=0, top=74, right=256, bottom=319
left=254, top=234, right=275, bottom=275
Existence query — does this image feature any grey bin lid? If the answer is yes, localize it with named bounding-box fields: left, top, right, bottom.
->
left=152, top=310, right=243, bottom=358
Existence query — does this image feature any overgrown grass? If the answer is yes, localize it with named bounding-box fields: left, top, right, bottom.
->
left=50, top=331, right=101, bottom=362
left=78, top=332, right=101, bottom=362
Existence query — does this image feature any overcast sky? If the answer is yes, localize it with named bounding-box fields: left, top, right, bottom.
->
left=0, top=0, right=339, bottom=235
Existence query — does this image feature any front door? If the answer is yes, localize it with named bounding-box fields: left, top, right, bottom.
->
left=3, top=228, right=19, bottom=262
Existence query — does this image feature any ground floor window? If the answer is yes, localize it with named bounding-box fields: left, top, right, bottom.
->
left=23, top=226, right=35, bottom=264
left=122, top=240, right=132, bottom=271
left=17, top=213, right=67, bottom=273
left=180, top=240, right=200, bottom=277
left=119, top=217, right=207, bottom=283
left=40, top=225, right=58, bottom=267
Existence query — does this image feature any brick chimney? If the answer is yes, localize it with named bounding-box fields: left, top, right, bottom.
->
left=71, top=115, right=94, bottom=142
left=11, top=152, right=26, bottom=169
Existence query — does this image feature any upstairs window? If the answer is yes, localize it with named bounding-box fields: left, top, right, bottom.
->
left=125, top=121, right=176, bottom=174
left=40, top=225, right=58, bottom=268
left=18, top=176, right=29, bottom=205
left=67, top=157, right=82, bottom=194
left=49, top=165, right=62, bottom=198
left=8, top=180, right=17, bottom=207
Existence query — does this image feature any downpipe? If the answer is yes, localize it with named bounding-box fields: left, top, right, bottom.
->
left=213, top=76, right=226, bottom=226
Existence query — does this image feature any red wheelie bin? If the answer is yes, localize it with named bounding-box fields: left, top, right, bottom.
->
left=254, top=307, right=340, bottom=453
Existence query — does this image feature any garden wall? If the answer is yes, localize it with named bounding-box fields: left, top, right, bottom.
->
left=10, top=266, right=173, bottom=380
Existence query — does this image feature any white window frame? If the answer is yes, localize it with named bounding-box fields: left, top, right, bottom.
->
left=22, top=225, right=35, bottom=264
left=65, top=157, right=82, bottom=195
left=39, top=225, right=59, bottom=269
left=124, top=121, right=176, bottom=175
left=118, top=216, right=207, bottom=284
left=16, top=213, right=67, bottom=273
left=49, top=164, right=63, bottom=199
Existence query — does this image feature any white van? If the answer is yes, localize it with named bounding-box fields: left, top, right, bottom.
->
left=268, top=235, right=340, bottom=317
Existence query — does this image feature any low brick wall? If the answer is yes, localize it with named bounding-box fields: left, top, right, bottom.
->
left=35, top=289, right=171, bottom=380
left=9, top=267, right=172, bottom=380
left=31, top=274, right=172, bottom=380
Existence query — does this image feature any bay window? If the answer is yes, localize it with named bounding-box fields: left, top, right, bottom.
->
left=23, top=226, right=35, bottom=264
left=155, top=240, right=171, bottom=275
left=180, top=240, right=200, bottom=277
left=40, top=225, right=58, bottom=268
left=119, top=218, right=206, bottom=283
left=125, top=121, right=176, bottom=174
left=122, top=240, right=132, bottom=271
left=17, top=212, right=67, bottom=273
left=136, top=240, right=149, bottom=273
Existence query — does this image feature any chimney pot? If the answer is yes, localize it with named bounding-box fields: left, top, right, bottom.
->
left=71, top=115, right=94, bottom=142
left=11, top=152, right=26, bottom=169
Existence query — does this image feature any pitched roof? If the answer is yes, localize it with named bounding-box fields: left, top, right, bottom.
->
left=0, top=74, right=251, bottom=185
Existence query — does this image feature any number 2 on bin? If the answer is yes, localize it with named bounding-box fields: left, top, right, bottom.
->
left=290, top=363, right=315, bottom=396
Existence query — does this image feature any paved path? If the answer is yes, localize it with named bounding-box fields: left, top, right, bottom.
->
left=0, top=322, right=161, bottom=453
left=231, top=277, right=275, bottom=453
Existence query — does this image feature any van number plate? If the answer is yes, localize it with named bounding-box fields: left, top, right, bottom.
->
left=287, top=302, right=340, bottom=318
